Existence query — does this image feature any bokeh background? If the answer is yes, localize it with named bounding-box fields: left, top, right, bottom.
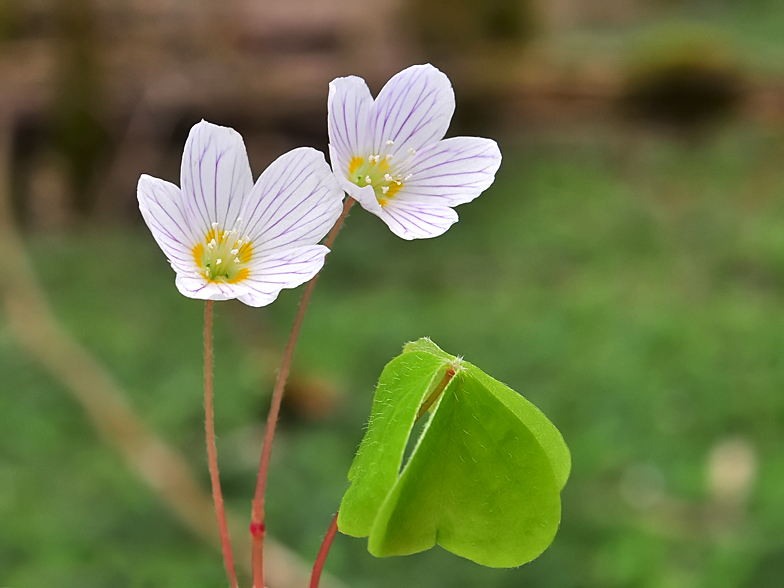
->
left=2, top=0, right=784, bottom=587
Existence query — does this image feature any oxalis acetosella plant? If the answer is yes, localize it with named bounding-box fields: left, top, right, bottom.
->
left=137, top=63, right=568, bottom=588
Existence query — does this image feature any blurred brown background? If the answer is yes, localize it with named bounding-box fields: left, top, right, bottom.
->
left=3, top=0, right=778, bottom=230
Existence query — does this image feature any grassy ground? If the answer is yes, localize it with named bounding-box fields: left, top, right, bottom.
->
left=3, top=122, right=784, bottom=587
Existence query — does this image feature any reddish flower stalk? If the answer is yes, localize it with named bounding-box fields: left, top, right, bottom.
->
left=204, top=300, right=239, bottom=588
left=417, top=365, right=457, bottom=420
left=251, top=197, right=355, bottom=588
left=310, top=513, right=339, bottom=588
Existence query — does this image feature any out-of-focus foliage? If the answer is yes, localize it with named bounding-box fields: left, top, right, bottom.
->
left=406, top=0, right=535, bottom=53
left=0, top=0, right=21, bottom=41
left=51, top=0, right=109, bottom=214
left=620, top=25, right=744, bottom=130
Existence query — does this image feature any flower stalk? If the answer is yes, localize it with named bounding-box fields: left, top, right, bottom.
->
left=204, top=300, right=239, bottom=588
left=251, top=197, right=355, bottom=588
left=417, top=364, right=457, bottom=420
left=309, top=513, right=339, bottom=588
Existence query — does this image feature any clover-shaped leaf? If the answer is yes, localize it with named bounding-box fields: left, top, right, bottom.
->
left=338, top=338, right=570, bottom=568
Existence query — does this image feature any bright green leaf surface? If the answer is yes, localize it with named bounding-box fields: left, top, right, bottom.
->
left=403, top=337, right=453, bottom=359
left=340, top=338, right=569, bottom=567
left=405, top=338, right=571, bottom=490
left=369, top=373, right=561, bottom=567
left=338, top=350, right=451, bottom=537
left=464, top=365, right=571, bottom=491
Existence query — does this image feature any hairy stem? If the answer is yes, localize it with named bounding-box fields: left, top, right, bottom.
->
left=205, top=300, right=239, bottom=588
left=251, top=197, right=355, bottom=588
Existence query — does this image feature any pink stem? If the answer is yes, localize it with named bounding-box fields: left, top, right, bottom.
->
left=204, top=300, right=239, bottom=588
left=310, top=513, right=339, bottom=588
left=251, top=198, right=355, bottom=588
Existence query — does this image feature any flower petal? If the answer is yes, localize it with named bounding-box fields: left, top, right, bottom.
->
left=378, top=199, right=459, bottom=240
left=328, top=76, right=374, bottom=174
left=175, top=275, right=242, bottom=302
left=396, top=137, right=502, bottom=207
left=371, top=64, right=455, bottom=159
left=137, top=174, right=200, bottom=274
left=180, top=120, right=253, bottom=234
left=234, top=245, right=331, bottom=307
left=242, top=148, right=344, bottom=254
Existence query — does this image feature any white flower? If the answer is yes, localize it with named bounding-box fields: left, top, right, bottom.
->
left=328, top=64, right=502, bottom=240
left=138, top=120, right=344, bottom=307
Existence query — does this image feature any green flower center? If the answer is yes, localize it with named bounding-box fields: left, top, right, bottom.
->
left=192, top=223, right=252, bottom=283
left=348, top=153, right=411, bottom=206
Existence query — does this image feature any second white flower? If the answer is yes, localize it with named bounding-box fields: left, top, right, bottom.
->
left=328, top=64, right=502, bottom=240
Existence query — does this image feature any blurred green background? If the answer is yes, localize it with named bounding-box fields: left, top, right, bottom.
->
left=2, top=0, right=784, bottom=587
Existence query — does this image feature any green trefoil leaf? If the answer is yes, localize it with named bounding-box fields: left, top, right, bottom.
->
left=339, top=338, right=571, bottom=568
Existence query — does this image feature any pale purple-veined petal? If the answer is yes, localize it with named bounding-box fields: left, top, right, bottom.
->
left=242, top=148, right=344, bottom=253
left=180, top=120, right=253, bottom=235
left=378, top=199, right=459, bottom=240
left=137, top=174, right=200, bottom=275
left=394, top=137, right=502, bottom=207
left=175, top=275, right=242, bottom=302
left=234, top=245, right=330, bottom=307
left=328, top=76, right=373, bottom=176
left=371, top=64, right=455, bottom=159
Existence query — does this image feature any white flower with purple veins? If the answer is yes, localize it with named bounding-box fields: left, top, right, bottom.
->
left=328, top=64, right=502, bottom=240
left=138, top=120, right=344, bottom=307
